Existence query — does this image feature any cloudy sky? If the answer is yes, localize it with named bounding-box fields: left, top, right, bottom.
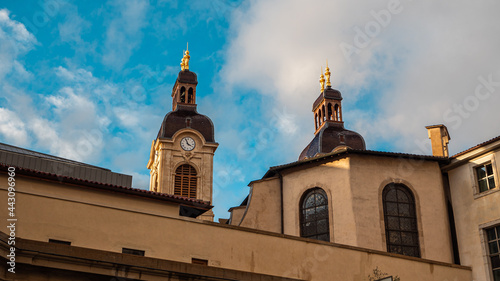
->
left=1, top=0, right=499, bottom=219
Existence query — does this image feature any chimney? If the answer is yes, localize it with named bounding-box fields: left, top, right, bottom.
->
left=425, top=124, right=451, bottom=157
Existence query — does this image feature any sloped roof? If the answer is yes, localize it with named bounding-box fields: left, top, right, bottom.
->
left=0, top=163, right=212, bottom=209
left=264, top=147, right=449, bottom=178
left=0, top=142, right=132, bottom=187
left=451, top=135, right=500, bottom=158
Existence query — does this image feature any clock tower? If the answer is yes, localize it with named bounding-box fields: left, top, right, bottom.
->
left=147, top=47, right=218, bottom=221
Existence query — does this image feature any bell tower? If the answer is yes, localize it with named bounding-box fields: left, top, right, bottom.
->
left=299, top=62, right=366, bottom=160
left=147, top=46, right=218, bottom=221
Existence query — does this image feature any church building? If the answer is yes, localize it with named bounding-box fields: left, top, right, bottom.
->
left=0, top=48, right=498, bottom=281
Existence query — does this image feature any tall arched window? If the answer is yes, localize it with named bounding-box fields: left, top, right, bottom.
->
left=322, top=105, right=326, bottom=121
left=334, top=104, right=339, bottom=121
left=174, top=164, right=197, bottom=198
left=300, top=188, right=330, bottom=242
left=383, top=183, right=420, bottom=257
left=315, top=113, right=318, bottom=130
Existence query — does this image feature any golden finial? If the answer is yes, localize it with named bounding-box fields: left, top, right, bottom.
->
left=180, top=43, right=190, bottom=71
left=319, top=67, right=325, bottom=92
left=325, top=60, right=331, bottom=87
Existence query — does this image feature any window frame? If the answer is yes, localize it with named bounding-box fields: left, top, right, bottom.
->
left=481, top=222, right=500, bottom=281
left=174, top=164, right=198, bottom=199
left=474, top=162, right=498, bottom=195
left=382, top=183, right=421, bottom=258
left=472, top=155, right=499, bottom=199
left=299, top=188, right=330, bottom=242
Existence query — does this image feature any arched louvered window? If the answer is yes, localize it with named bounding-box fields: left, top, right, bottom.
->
left=300, top=188, right=330, bottom=242
left=383, top=183, right=420, bottom=257
left=174, top=164, right=197, bottom=198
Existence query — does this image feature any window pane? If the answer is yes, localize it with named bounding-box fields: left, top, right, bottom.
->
left=402, top=246, right=417, bottom=257
left=317, top=234, right=329, bottom=242
left=303, top=222, right=316, bottom=236
left=493, top=269, right=500, bottom=281
left=397, top=190, right=409, bottom=203
left=487, top=228, right=497, bottom=241
left=317, top=219, right=328, bottom=233
left=316, top=205, right=328, bottom=218
left=315, top=193, right=327, bottom=205
left=479, top=179, right=488, bottom=192
left=486, top=164, right=494, bottom=176
left=490, top=242, right=499, bottom=254
left=400, top=218, right=416, bottom=231
left=497, top=226, right=500, bottom=238
left=388, top=231, right=401, bottom=244
left=401, top=232, right=416, bottom=245
left=389, top=245, right=402, bottom=255
left=387, top=216, right=399, bottom=230
left=385, top=189, right=397, bottom=202
left=399, top=203, right=410, bottom=217
left=304, top=196, right=315, bottom=208
left=489, top=177, right=496, bottom=189
left=477, top=166, right=487, bottom=179
left=492, top=255, right=500, bottom=269
left=304, top=208, right=315, bottom=222
left=385, top=202, right=398, bottom=216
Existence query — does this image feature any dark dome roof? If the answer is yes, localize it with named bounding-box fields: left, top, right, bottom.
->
left=177, top=70, right=198, bottom=85
left=157, top=104, right=214, bottom=142
left=299, top=122, right=365, bottom=160
left=312, top=86, right=342, bottom=110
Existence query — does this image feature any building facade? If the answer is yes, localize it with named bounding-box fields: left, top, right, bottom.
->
left=0, top=51, right=498, bottom=280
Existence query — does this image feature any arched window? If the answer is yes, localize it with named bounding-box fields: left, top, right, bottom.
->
left=174, top=164, right=197, bottom=198
left=327, top=103, right=333, bottom=120
left=300, top=188, right=330, bottom=242
left=383, top=183, right=420, bottom=257
left=315, top=113, right=318, bottom=130
left=318, top=109, right=322, bottom=126
left=180, top=87, right=186, bottom=103
left=334, top=104, right=339, bottom=121
left=322, top=105, right=326, bottom=121
left=188, top=88, right=194, bottom=103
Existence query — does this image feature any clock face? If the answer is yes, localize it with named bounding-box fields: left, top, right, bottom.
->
left=180, top=137, right=196, bottom=151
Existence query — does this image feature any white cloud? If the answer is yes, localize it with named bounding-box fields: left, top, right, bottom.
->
left=0, top=9, right=37, bottom=81
left=220, top=0, right=500, bottom=156
left=0, top=108, right=28, bottom=147
left=102, top=0, right=150, bottom=70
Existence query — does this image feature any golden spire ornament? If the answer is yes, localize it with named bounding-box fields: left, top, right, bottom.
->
left=325, top=60, right=331, bottom=87
left=180, top=43, right=190, bottom=71
left=319, top=67, right=325, bottom=92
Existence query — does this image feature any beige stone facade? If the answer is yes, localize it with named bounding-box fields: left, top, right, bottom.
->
left=444, top=136, right=500, bottom=281
left=233, top=150, right=453, bottom=263
left=0, top=174, right=471, bottom=280
left=0, top=60, right=498, bottom=280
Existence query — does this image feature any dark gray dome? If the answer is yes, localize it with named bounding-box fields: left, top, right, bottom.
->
left=157, top=104, right=214, bottom=142
left=299, top=122, right=365, bottom=160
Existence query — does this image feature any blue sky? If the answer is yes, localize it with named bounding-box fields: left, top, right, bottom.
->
left=1, top=0, right=500, bottom=219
